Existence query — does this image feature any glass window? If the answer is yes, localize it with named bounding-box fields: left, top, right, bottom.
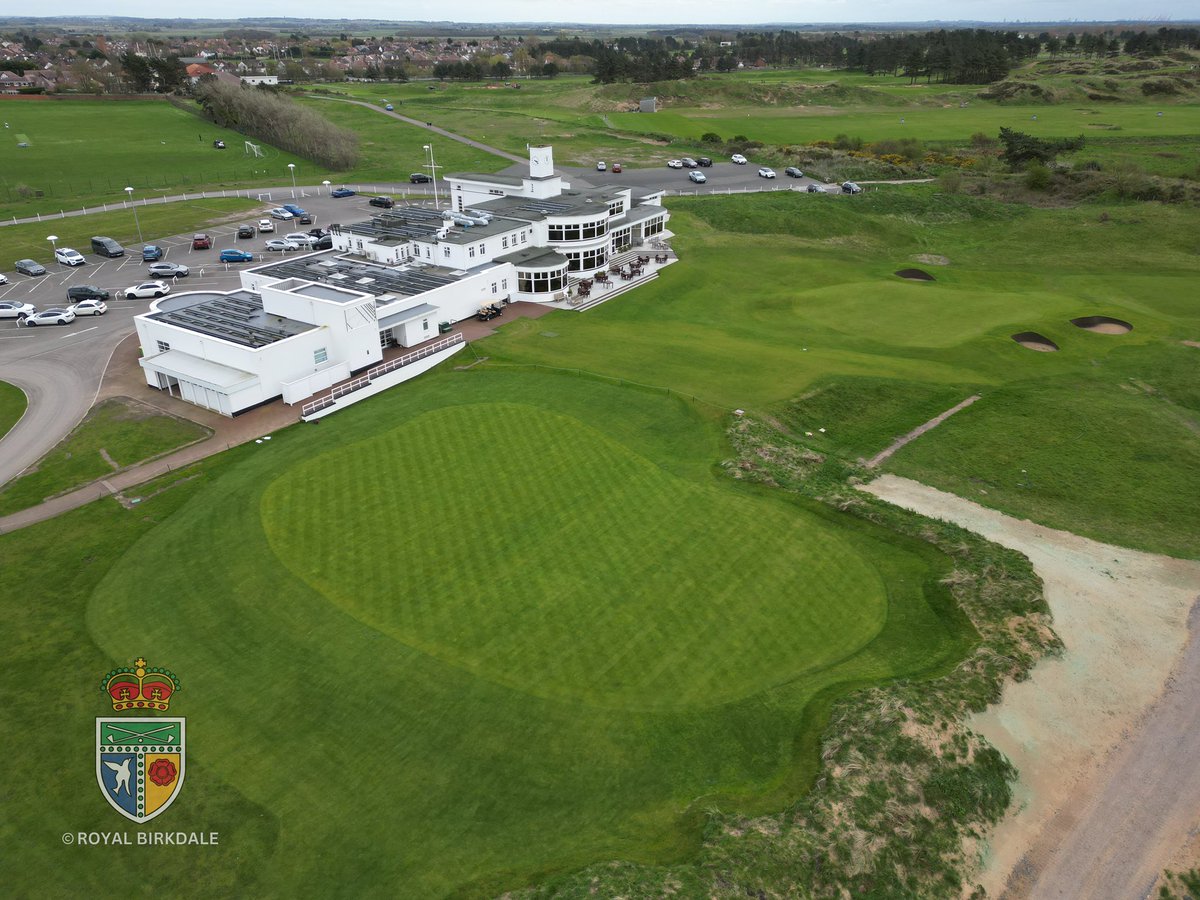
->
left=156, top=340, right=170, bottom=354
left=443, top=246, right=451, bottom=258
left=314, top=347, right=328, bottom=365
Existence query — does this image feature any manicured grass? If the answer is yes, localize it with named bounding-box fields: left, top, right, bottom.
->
left=0, top=197, right=258, bottom=267
left=0, top=397, right=210, bottom=515
left=12, top=370, right=967, bottom=899
left=0, top=379, right=27, bottom=441
left=0, top=99, right=330, bottom=220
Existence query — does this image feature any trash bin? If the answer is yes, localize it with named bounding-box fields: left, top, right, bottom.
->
left=438, top=322, right=452, bottom=334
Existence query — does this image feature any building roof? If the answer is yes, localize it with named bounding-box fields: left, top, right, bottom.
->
left=253, top=252, right=465, bottom=300
left=139, top=350, right=259, bottom=392
left=474, top=187, right=627, bottom=221
left=495, top=247, right=568, bottom=270
left=147, top=289, right=312, bottom=349
left=377, top=303, right=440, bottom=329
left=444, top=171, right=526, bottom=187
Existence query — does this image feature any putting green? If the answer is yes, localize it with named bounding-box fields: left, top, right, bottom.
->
left=261, top=403, right=885, bottom=709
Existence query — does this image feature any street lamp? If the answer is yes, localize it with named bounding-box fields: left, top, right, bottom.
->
left=287, top=163, right=297, bottom=197
left=47, top=234, right=59, bottom=259
left=322, top=180, right=331, bottom=195
left=422, top=144, right=441, bottom=209
left=124, top=187, right=143, bottom=244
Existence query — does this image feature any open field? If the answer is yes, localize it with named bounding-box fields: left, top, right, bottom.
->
left=0, top=197, right=258, bottom=265
left=0, top=379, right=26, bottom=441
left=0, top=396, right=209, bottom=516
left=2, top=370, right=973, bottom=898
left=0, top=99, right=330, bottom=219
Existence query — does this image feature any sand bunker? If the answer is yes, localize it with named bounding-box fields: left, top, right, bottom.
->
left=1071, top=316, right=1132, bottom=335
left=895, top=268, right=935, bottom=281
left=1012, top=332, right=1059, bottom=352
left=913, top=254, right=951, bottom=266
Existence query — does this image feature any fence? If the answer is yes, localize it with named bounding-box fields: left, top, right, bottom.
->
left=300, top=333, right=465, bottom=418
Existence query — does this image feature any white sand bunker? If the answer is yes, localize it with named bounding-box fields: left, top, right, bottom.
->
left=1012, top=331, right=1059, bottom=352
left=1071, top=316, right=1132, bottom=335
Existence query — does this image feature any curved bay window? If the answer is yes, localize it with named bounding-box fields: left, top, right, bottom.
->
left=547, top=217, right=608, bottom=242
left=562, top=246, right=608, bottom=272
left=517, top=266, right=568, bottom=294
left=641, top=217, right=665, bottom=240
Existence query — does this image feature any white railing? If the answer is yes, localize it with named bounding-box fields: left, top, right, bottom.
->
left=300, top=333, right=465, bottom=418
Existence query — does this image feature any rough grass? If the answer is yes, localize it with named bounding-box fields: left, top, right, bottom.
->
left=0, top=397, right=210, bottom=515
left=0, top=379, right=27, bottom=441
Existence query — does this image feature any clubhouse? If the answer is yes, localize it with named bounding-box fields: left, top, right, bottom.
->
left=133, top=146, right=670, bottom=417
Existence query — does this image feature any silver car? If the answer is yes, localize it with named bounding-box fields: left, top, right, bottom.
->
left=24, top=308, right=76, bottom=326
left=0, top=300, right=36, bottom=319
left=147, top=262, right=190, bottom=278
left=70, top=299, right=108, bottom=316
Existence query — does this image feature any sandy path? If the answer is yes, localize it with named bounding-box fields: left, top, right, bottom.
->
left=859, top=475, right=1200, bottom=899
left=864, top=395, right=980, bottom=468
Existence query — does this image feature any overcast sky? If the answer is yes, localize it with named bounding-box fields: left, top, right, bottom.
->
left=29, top=1, right=1200, bottom=25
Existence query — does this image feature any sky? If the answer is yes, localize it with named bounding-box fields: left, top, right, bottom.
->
left=23, top=1, right=1200, bottom=25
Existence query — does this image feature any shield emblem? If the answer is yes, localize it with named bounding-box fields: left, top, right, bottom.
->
left=96, top=717, right=185, bottom=822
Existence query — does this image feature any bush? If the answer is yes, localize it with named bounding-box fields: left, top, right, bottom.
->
left=1141, top=79, right=1179, bottom=95
left=970, top=131, right=998, bottom=149
left=833, top=133, right=863, bottom=151
left=1025, top=162, right=1052, bottom=191
left=700, top=131, right=722, bottom=144
left=938, top=170, right=964, bottom=194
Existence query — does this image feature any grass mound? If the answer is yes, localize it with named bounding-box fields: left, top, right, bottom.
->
left=0, top=380, right=27, bottom=441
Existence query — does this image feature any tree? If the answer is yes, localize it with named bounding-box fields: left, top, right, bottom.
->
left=998, top=127, right=1085, bottom=169
left=541, top=62, right=559, bottom=78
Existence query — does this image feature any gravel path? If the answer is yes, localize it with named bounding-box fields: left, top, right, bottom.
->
left=864, top=394, right=980, bottom=467
left=860, top=475, right=1200, bottom=900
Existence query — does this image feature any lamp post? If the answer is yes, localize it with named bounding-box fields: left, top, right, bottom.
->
left=47, top=234, right=59, bottom=260
left=287, top=163, right=297, bottom=198
left=124, top=187, right=143, bottom=244
left=422, top=143, right=441, bottom=209
left=322, top=179, right=331, bottom=196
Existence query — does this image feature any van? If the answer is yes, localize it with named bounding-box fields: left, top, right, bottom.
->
left=90, top=236, right=125, bottom=258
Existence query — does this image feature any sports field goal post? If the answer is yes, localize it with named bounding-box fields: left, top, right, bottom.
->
left=244, top=141, right=264, bottom=158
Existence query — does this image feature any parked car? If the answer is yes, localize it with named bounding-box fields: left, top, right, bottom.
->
left=90, top=236, right=124, bottom=257
left=409, top=174, right=432, bottom=184
left=55, top=247, right=86, bottom=266
left=298, top=214, right=313, bottom=225
left=331, top=187, right=356, bottom=198
left=784, top=166, right=804, bottom=178
left=282, top=204, right=306, bottom=217
left=688, top=171, right=707, bottom=184
left=307, top=228, right=329, bottom=238
left=24, top=308, right=75, bottom=326
left=66, top=285, right=111, bottom=302
left=141, top=245, right=163, bottom=261
left=70, top=299, right=108, bottom=316
left=15, top=259, right=47, bottom=276
left=219, top=249, right=254, bottom=263
left=841, top=181, right=863, bottom=194
left=314, top=235, right=333, bottom=250
left=731, top=153, right=748, bottom=165
left=806, top=183, right=825, bottom=193
left=147, top=262, right=190, bottom=278
left=213, top=139, right=226, bottom=149
left=258, top=218, right=274, bottom=233
left=612, top=163, right=622, bottom=173
left=191, top=233, right=212, bottom=250
left=682, top=158, right=698, bottom=168
left=596, top=161, right=607, bottom=172
left=269, top=207, right=294, bottom=219
left=264, top=239, right=296, bottom=252
left=384, top=103, right=394, bottom=111
left=758, top=167, right=777, bottom=179
left=666, top=159, right=683, bottom=169
left=124, top=281, right=170, bottom=299
left=0, top=273, right=7, bottom=285
left=284, top=233, right=318, bottom=248
left=0, top=301, right=36, bottom=319
left=236, top=224, right=256, bottom=239
left=697, top=157, right=713, bottom=167
left=368, top=196, right=395, bottom=208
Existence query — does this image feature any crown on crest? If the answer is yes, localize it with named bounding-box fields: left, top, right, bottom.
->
left=101, top=658, right=181, bottom=711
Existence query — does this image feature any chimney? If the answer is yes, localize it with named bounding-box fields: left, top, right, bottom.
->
left=528, top=145, right=554, bottom=179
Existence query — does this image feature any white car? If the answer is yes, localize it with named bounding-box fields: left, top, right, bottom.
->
left=0, top=274, right=8, bottom=285
left=731, top=153, right=748, bottom=165
left=258, top=218, right=275, bottom=233
left=70, top=299, right=108, bottom=316
left=124, top=280, right=171, bottom=299
left=285, top=233, right=318, bottom=248
left=758, top=167, right=776, bottom=179
left=688, top=171, right=707, bottom=184
left=24, top=308, right=76, bottom=326
left=666, top=159, right=684, bottom=169
left=264, top=239, right=296, bottom=252
left=269, top=207, right=294, bottom=220
left=55, top=247, right=86, bottom=266
left=596, top=161, right=606, bottom=171
left=0, top=300, right=36, bottom=319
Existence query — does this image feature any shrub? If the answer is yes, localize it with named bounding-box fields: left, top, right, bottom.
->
left=700, top=131, right=722, bottom=144
left=833, top=133, right=863, bottom=151
left=970, top=131, right=998, bottom=149
left=1025, top=162, right=1052, bottom=191
left=1141, top=79, right=1179, bottom=95
left=938, top=170, right=964, bottom=194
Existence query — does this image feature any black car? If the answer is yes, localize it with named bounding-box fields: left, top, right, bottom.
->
left=784, top=166, right=803, bottom=178
left=368, top=196, right=395, bottom=208
left=696, top=157, right=713, bottom=167
left=806, top=183, right=825, bottom=194
left=409, top=173, right=433, bottom=184
left=307, top=228, right=328, bottom=238
left=298, top=214, right=313, bottom=225
left=237, top=224, right=256, bottom=239
left=66, top=285, right=111, bottom=302
left=314, top=235, right=333, bottom=250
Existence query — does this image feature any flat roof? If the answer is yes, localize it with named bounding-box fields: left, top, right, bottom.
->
left=445, top=171, right=526, bottom=186
left=292, top=282, right=361, bottom=303
left=377, top=303, right=440, bottom=329
left=146, top=289, right=313, bottom=349
left=496, top=247, right=568, bottom=270
left=474, top=189, right=623, bottom=221
left=254, top=251, right=462, bottom=299
left=140, top=349, right=259, bottom=392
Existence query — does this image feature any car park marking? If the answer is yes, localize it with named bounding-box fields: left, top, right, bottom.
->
left=59, top=326, right=97, bottom=339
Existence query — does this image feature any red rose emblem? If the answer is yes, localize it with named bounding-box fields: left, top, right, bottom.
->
left=148, top=758, right=177, bottom=787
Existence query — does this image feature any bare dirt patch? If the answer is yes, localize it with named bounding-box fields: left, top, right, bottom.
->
left=1181, top=340, right=1200, bottom=349
left=1070, top=315, right=1133, bottom=335
left=913, top=253, right=951, bottom=266
left=895, top=268, right=935, bottom=281
left=860, top=475, right=1200, bottom=900
left=1011, top=332, right=1059, bottom=352
left=865, top=394, right=981, bottom=468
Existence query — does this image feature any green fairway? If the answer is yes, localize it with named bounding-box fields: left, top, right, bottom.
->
left=0, top=379, right=27, bottom=441
left=0, top=197, right=258, bottom=265
left=0, top=370, right=969, bottom=898
left=0, top=397, right=210, bottom=515
left=0, top=100, right=330, bottom=219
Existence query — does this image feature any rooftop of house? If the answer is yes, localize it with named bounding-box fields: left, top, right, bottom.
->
left=250, top=251, right=493, bottom=300
left=147, top=289, right=313, bottom=349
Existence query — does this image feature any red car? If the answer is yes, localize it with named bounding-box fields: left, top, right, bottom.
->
left=191, top=233, right=212, bottom=250
left=612, top=163, right=623, bottom=173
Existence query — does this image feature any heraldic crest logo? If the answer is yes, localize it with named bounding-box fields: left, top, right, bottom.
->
left=96, top=658, right=185, bottom=823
